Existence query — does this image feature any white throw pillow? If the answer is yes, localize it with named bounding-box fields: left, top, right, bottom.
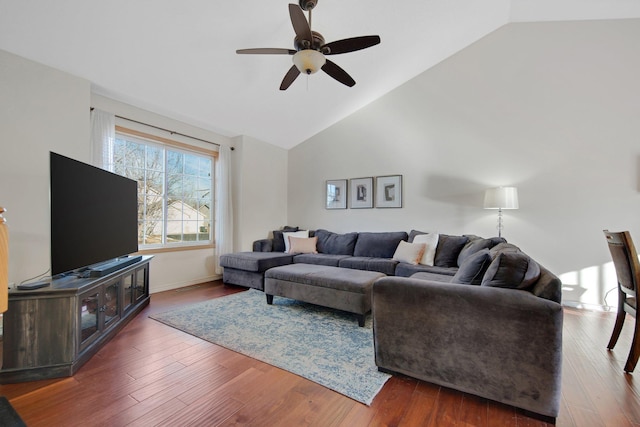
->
left=283, top=230, right=309, bottom=253
left=412, top=233, right=439, bottom=266
left=392, top=241, right=426, bottom=265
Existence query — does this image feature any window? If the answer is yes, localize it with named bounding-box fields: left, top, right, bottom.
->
left=109, top=128, right=215, bottom=249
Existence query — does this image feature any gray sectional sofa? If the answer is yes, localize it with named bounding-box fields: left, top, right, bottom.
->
left=219, top=227, right=563, bottom=422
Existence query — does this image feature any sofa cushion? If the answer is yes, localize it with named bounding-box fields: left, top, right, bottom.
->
left=339, top=256, right=399, bottom=276
left=451, top=249, right=492, bottom=286
left=288, top=236, right=318, bottom=254
left=392, top=241, right=426, bottom=265
left=293, top=253, right=352, bottom=267
left=412, top=233, right=439, bottom=266
left=481, top=251, right=541, bottom=290
left=410, top=271, right=454, bottom=283
left=395, top=262, right=458, bottom=277
left=457, top=238, right=500, bottom=266
left=272, top=226, right=299, bottom=252
left=353, top=231, right=408, bottom=258
left=434, top=234, right=469, bottom=268
left=219, top=252, right=294, bottom=272
left=315, top=229, right=358, bottom=255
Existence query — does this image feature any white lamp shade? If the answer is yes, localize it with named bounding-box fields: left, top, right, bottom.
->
left=484, top=187, right=519, bottom=209
left=292, top=49, right=326, bottom=74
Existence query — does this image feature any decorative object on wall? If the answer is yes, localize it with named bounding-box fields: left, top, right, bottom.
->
left=326, top=179, right=347, bottom=209
left=350, top=177, right=374, bottom=209
left=375, top=175, right=403, bottom=208
left=483, top=186, right=519, bottom=238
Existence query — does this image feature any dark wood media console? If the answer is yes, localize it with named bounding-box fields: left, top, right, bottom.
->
left=0, top=256, right=152, bottom=383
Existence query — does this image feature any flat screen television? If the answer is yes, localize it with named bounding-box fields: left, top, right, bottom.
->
left=50, top=152, right=139, bottom=276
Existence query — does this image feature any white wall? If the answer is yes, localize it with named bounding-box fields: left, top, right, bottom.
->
left=288, top=19, right=640, bottom=309
left=232, top=135, right=289, bottom=251
left=0, top=49, right=90, bottom=285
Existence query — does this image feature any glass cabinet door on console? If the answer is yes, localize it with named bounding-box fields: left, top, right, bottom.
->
left=104, top=280, right=120, bottom=329
left=79, top=278, right=121, bottom=352
left=122, top=272, right=134, bottom=312
left=134, top=265, right=148, bottom=304
left=80, top=290, right=100, bottom=347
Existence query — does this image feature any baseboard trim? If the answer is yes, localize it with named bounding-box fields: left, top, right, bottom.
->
left=150, top=275, right=221, bottom=294
left=562, top=300, right=615, bottom=312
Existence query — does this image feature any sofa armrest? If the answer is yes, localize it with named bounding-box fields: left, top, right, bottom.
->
left=253, top=239, right=273, bottom=252
left=372, top=277, right=563, bottom=419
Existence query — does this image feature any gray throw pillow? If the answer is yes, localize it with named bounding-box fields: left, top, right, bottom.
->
left=272, top=226, right=298, bottom=252
left=408, top=229, right=427, bottom=243
left=434, top=234, right=469, bottom=268
left=488, top=236, right=507, bottom=246
left=315, top=229, right=358, bottom=255
left=451, top=249, right=492, bottom=286
left=489, top=242, right=520, bottom=257
left=481, top=252, right=541, bottom=290
left=457, top=238, right=496, bottom=266
left=353, top=232, right=408, bottom=258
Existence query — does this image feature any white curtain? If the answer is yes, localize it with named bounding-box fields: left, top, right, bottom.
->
left=90, top=109, right=115, bottom=170
left=214, top=145, right=234, bottom=274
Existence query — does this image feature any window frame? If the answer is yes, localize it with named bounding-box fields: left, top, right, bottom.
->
left=113, top=126, right=217, bottom=253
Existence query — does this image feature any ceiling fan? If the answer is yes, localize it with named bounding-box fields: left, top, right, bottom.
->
left=236, top=0, right=381, bottom=90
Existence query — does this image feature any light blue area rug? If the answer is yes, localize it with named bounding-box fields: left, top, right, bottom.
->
left=150, top=288, right=391, bottom=405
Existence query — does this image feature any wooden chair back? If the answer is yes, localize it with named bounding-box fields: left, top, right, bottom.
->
left=604, top=230, right=640, bottom=297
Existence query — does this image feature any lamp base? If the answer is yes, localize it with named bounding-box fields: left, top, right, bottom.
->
left=496, top=208, right=504, bottom=238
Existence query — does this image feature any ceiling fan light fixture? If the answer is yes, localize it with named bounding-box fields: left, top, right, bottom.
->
left=292, top=49, right=325, bottom=74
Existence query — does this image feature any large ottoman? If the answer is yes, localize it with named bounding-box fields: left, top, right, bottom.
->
left=264, top=263, right=386, bottom=326
left=220, top=252, right=294, bottom=290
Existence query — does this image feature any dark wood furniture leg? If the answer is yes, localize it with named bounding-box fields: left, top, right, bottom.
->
left=607, top=292, right=625, bottom=349
left=625, top=316, right=640, bottom=372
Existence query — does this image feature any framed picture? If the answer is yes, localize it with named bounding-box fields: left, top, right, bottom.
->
left=326, top=179, right=347, bottom=209
left=375, top=175, right=403, bottom=208
left=350, top=177, right=374, bottom=209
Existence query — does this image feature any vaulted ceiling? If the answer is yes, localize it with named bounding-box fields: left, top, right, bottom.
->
left=1, top=0, right=639, bottom=149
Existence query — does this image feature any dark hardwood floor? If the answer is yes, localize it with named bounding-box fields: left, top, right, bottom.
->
left=1, top=280, right=639, bottom=426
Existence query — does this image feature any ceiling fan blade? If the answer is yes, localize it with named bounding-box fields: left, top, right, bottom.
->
left=321, top=60, right=355, bottom=87
left=322, top=35, right=381, bottom=55
left=280, top=65, right=301, bottom=90
left=289, top=3, right=312, bottom=43
left=236, top=48, right=296, bottom=55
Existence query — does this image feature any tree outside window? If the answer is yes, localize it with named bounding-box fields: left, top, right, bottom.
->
left=112, top=133, right=214, bottom=248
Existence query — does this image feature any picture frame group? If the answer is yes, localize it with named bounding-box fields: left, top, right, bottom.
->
left=325, top=175, right=402, bottom=209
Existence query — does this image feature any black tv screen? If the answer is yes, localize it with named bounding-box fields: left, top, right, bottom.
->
left=50, top=152, right=138, bottom=276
